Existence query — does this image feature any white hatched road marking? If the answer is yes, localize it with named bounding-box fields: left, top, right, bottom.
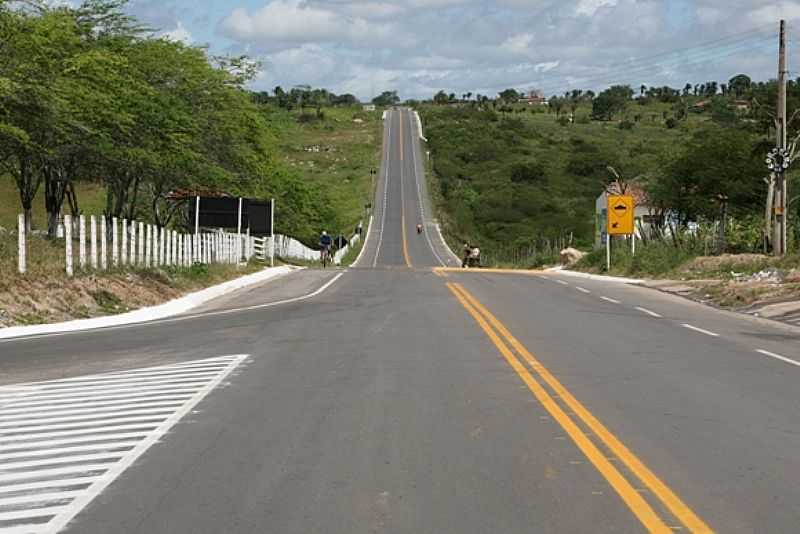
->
left=635, top=307, right=662, bottom=318
left=576, top=287, right=591, bottom=294
left=555, top=280, right=569, bottom=286
left=600, top=296, right=621, bottom=304
left=0, top=354, right=248, bottom=533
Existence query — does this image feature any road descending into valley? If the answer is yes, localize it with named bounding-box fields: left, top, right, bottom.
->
left=2, top=109, right=800, bottom=533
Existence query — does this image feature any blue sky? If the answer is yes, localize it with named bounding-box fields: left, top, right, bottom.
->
left=126, top=0, right=800, bottom=100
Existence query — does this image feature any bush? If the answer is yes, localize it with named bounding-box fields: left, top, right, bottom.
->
left=510, top=161, right=546, bottom=184
left=619, top=120, right=634, bottom=130
left=665, top=118, right=679, bottom=129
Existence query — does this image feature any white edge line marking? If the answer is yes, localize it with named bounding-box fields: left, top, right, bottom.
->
left=41, top=354, right=249, bottom=534
left=351, top=215, right=373, bottom=267
left=576, top=287, right=591, bottom=294
left=756, top=349, right=800, bottom=367
left=372, top=111, right=391, bottom=268
left=600, top=297, right=621, bottom=304
left=635, top=307, right=662, bottom=318
left=2, top=272, right=345, bottom=343
left=681, top=324, right=720, bottom=337
left=409, top=111, right=445, bottom=267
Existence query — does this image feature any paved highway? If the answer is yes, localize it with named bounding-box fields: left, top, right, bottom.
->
left=1, top=109, right=800, bottom=533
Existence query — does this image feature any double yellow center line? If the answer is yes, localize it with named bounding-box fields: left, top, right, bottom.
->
left=446, top=282, right=712, bottom=534
left=398, top=110, right=412, bottom=268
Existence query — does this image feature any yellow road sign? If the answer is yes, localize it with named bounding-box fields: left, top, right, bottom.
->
left=607, top=195, right=634, bottom=235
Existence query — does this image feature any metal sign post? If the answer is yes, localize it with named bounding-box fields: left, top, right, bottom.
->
left=270, top=198, right=275, bottom=267
left=607, top=195, right=635, bottom=271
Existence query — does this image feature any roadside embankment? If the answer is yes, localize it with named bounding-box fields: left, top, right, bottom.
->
left=0, top=232, right=280, bottom=328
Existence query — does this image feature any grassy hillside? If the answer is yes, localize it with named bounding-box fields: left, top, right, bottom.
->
left=418, top=101, right=757, bottom=266
left=266, top=105, right=381, bottom=241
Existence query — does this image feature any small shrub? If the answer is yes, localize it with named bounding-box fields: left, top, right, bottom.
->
left=619, top=119, right=634, bottom=130
left=665, top=117, right=678, bottom=129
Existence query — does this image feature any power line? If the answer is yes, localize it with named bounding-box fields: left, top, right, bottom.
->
left=531, top=35, right=776, bottom=95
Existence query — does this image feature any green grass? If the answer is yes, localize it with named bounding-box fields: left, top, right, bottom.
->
left=267, top=105, right=382, bottom=237
left=0, top=175, right=107, bottom=231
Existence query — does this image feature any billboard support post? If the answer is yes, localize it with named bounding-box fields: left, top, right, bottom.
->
left=270, top=198, right=275, bottom=267
left=237, top=197, right=243, bottom=263
left=194, top=196, right=200, bottom=236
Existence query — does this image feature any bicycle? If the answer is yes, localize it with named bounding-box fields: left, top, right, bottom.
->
left=320, top=246, right=332, bottom=268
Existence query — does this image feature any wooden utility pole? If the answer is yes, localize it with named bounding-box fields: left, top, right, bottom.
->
left=775, top=20, right=788, bottom=255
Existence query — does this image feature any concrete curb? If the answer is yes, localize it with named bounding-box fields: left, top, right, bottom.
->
left=0, top=265, right=297, bottom=340
left=546, top=267, right=643, bottom=284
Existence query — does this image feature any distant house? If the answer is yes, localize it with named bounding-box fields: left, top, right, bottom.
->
left=691, top=99, right=712, bottom=111
left=362, top=104, right=376, bottom=112
left=733, top=100, right=751, bottom=112
left=518, top=89, right=548, bottom=106
left=595, top=181, right=660, bottom=248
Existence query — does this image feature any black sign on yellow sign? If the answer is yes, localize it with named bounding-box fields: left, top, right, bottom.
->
left=607, top=195, right=634, bottom=235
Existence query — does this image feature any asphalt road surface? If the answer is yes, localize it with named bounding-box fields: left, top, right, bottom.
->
left=1, top=109, right=800, bottom=533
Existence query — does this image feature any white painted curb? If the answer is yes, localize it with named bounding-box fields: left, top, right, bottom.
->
left=435, top=223, right=461, bottom=265
left=352, top=215, right=373, bottom=267
left=0, top=266, right=297, bottom=340
left=547, top=267, right=643, bottom=284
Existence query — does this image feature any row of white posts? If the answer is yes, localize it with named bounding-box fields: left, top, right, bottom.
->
left=16, top=213, right=255, bottom=275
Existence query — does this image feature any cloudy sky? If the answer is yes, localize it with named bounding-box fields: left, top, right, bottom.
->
left=128, top=0, right=800, bottom=100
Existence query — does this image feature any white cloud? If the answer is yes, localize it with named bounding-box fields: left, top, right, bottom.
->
left=220, top=0, right=401, bottom=49
left=161, top=21, right=193, bottom=44
left=206, top=0, right=791, bottom=100
left=501, top=33, right=535, bottom=56
left=747, top=1, right=800, bottom=24
left=575, top=0, right=618, bottom=17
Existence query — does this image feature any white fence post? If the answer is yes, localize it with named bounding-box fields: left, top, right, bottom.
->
left=160, top=227, right=166, bottom=266
left=165, top=228, right=170, bottom=266
left=78, top=215, right=86, bottom=270
left=121, top=219, right=128, bottom=266
left=65, top=214, right=73, bottom=276
left=246, top=228, right=251, bottom=261
left=111, top=217, right=119, bottom=267
left=90, top=216, right=98, bottom=270
left=100, top=216, right=107, bottom=270
left=129, top=221, right=136, bottom=266
left=17, top=214, right=26, bottom=274
left=137, top=222, right=144, bottom=266
left=153, top=226, right=159, bottom=266
left=145, top=225, right=152, bottom=267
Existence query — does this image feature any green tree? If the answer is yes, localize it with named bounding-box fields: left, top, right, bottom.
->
left=372, top=90, right=399, bottom=106
left=729, top=74, right=752, bottom=98
left=498, top=88, right=520, bottom=103
left=433, top=90, right=449, bottom=105
left=591, top=85, right=633, bottom=120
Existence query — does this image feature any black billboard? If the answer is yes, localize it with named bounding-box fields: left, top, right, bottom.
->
left=187, top=197, right=273, bottom=235
left=247, top=200, right=272, bottom=235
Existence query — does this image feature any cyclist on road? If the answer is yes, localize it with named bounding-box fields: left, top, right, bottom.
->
left=319, top=231, right=333, bottom=263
